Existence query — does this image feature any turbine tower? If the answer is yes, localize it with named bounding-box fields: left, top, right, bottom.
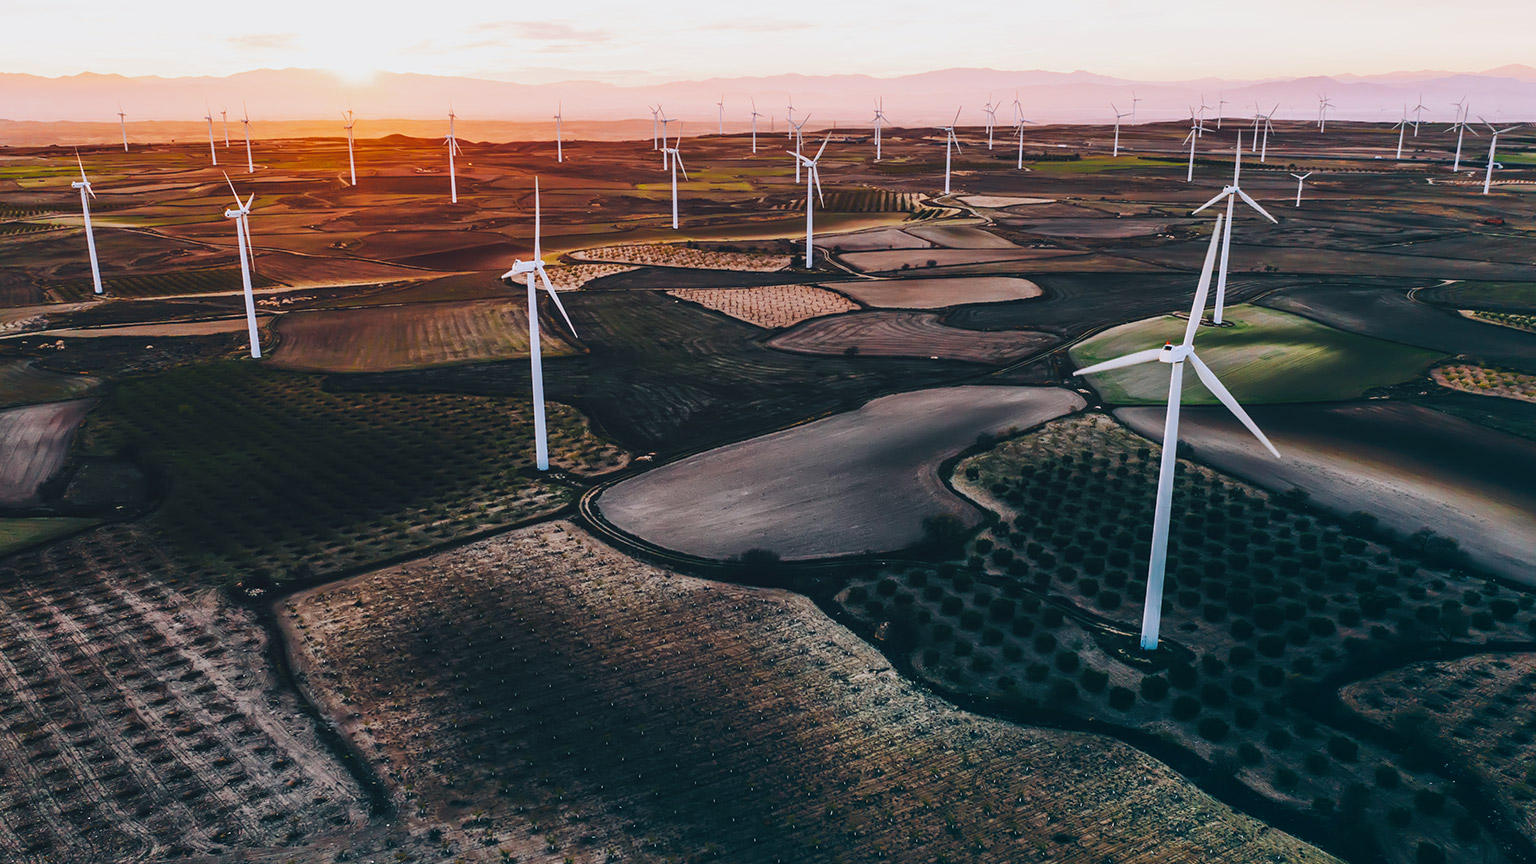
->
left=1182, top=110, right=1209, bottom=182
left=1215, top=94, right=1228, bottom=129
left=554, top=102, right=564, bottom=163
left=871, top=98, right=887, bottom=162
left=1291, top=172, right=1313, bottom=208
left=1317, top=94, right=1334, bottom=133
left=1191, top=131, right=1278, bottom=324
left=221, top=107, right=230, bottom=147
left=749, top=99, right=764, bottom=153
left=939, top=107, right=962, bottom=195
left=342, top=109, right=357, bottom=186
left=716, top=94, right=725, bottom=136
left=790, top=114, right=811, bottom=182
left=1411, top=94, right=1428, bottom=136
left=786, top=95, right=795, bottom=139
left=1447, top=99, right=1476, bottom=173
left=1393, top=105, right=1410, bottom=160
left=203, top=106, right=218, bottom=166
left=1130, top=89, right=1142, bottom=120
left=500, top=179, right=579, bottom=472
left=240, top=102, right=254, bottom=174
left=1479, top=117, right=1522, bottom=195
left=662, top=127, right=688, bottom=229
left=222, top=174, right=262, bottom=358
left=982, top=99, right=997, bottom=150
left=72, top=151, right=104, bottom=296
left=1111, top=103, right=1133, bottom=157
left=445, top=107, right=462, bottom=203
left=117, top=104, right=128, bottom=151
left=1255, top=104, right=1277, bottom=162
left=649, top=105, right=661, bottom=150
left=789, top=133, right=830, bottom=268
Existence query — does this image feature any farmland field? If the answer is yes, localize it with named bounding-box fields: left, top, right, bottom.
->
left=596, top=386, right=1083, bottom=560
left=668, top=284, right=858, bottom=328
left=49, top=267, right=280, bottom=302
left=72, top=362, right=625, bottom=583
left=902, top=223, right=1018, bottom=248
left=839, top=247, right=1080, bottom=273
left=570, top=243, right=791, bottom=271
left=837, top=275, right=1042, bottom=308
left=1419, top=281, right=1536, bottom=312
left=284, top=520, right=1339, bottom=864
left=823, top=226, right=933, bottom=251
left=0, top=359, right=97, bottom=407
left=1433, top=363, right=1536, bottom=403
left=41, top=316, right=273, bottom=339
left=1466, top=310, right=1536, bottom=333
left=268, top=299, right=576, bottom=373
left=768, top=310, right=1057, bottom=363
left=0, top=516, right=96, bottom=555
left=1072, top=305, right=1443, bottom=404
left=0, top=398, right=95, bottom=506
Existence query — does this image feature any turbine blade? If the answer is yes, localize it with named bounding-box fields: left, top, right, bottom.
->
left=1075, top=348, right=1165, bottom=376
left=537, top=266, right=578, bottom=338
left=1183, top=213, right=1225, bottom=345
left=676, top=155, right=689, bottom=181
left=1191, top=190, right=1228, bottom=215
left=1236, top=187, right=1278, bottom=223
left=813, top=168, right=824, bottom=207
left=1188, top=352, right=1280, bottom=458
left=223, top=171, right=241, bottom=207
left=814, top=132, right=831, bottom=161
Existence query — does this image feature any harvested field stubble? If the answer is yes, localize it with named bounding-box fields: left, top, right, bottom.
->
left=284, top=521, right=1340, bottom=864
left=668, top=284, right=858, bottom=328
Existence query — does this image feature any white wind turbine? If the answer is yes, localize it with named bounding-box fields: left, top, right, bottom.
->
left=1447, top=99, right=1476, bottom=173
left=1075, top=211, right=1280, bottom=651
left=1111, top=103, right=1133, bottom=157
left=222, top=174, right=262, bottom=358
left=501, top=178, right=579, bottom=472
left=1015, top=118, right=1030, bottom=170
left=1479, top=117, right=1522, bottom=195
left=221, top=107, right=230, bottom=147
left=749, top=99, right=764, bottom=153
left=789, top=133, right=830, bottom=269
left=871, top=98, right=887, bottom=161
left=1317, top=94, right=1334, bottom=133
left=939, top=107, right=962, bottom=195
left=1192, top=131, right=1277, bottom=324
left=1392, top=104, right=1411, bottom=159
left=663, top=126, right=688, bottom=229
left=1182, top=110, right=1210, bottom=182
left=1255, top=104, right=1277, bottom=162
left=716, top=94, right=725, bottom=136
left=203, top=106, right=218, bottom=166
left=790, top=114, right=811, bottom=182
left=1130, top=89, right=1142, bottom=120
left=553, top=102, right=564, bottom=163
left=649, top=105, right=661, bottom=150
left=786, top=95, right=795, bottom=138
left=342, top=108, right=357, bottom=186
left=445, top=107, right=462, bottom=203
left=240, top=101, right=254, bottom=173
left=1411, top=93, right=1428, bottom=136
left=1291, top=172, right=1312, bottom=207
left=1197, top=95, right=1214, bottom=136
left=982, top=99, right=998, bottom=150
left=116, top=104, right=128, bottom=151
left=71, top=151, right=104, bottom=296
left=659, top=110, right=676, bottom=169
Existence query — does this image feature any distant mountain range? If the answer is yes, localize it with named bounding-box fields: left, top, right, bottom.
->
left=2, top=66, right=1533, bottom=142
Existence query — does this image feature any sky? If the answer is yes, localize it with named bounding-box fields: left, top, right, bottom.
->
left=3, top=0, right=1534, bottom=84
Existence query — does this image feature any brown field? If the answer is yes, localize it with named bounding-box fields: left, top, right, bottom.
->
left=1434, top=363, right=1536, bottom=403
left=958, top=195, right=1055, bottom=208
left=283, top=520, right=1339, bottom=864
left=839, top=247, right=1082, bottom=273
left=268, top=299, right=577, bottom=373
left=570, top=243, right=791, bottom=271
left=768, top=310, right=1057, bottom=363
left=837, top=275, right=1043, bottom=308
left=668, top=284, right=858, bottom=328
left=0, top=399, right=95, bottom=506
left=1344, top=654, right=1536, bottom=844
left=823, top=226, right=934, bottom=251
left=902, top=223, right=1019, bottom=248
left=543, top=261, right=638, bottom=289
left=38, top=316, right=273, bottom=339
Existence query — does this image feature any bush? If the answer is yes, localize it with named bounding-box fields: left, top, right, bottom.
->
left=1025, top=663, right=1050, bottom=682
left=1258, top=665, right=1284, bottom=687
left=1171, top=696, right=1201, bottom=721
left=1080, top=668, right=1109, bottom=693
left=1197, top=717, right=1230, bottom=741
left=1414, top=789, right=1445, bottom=815
left=960, top=609, right=984, bottom=631
left=1304, top=753, right=1329, bottom=775
left=1140, top=675, right=1169, bottom=701
left=1200, top=683, right=1228, bottom=708
left=1108, top=686, right=1136, bottom=711
left=1055, top=651, right=1080, bottom=674
left=1237, top=742, right=1262, bottom=764
left=1374, top=764, right=1400, bottom=789
left=1326, top=736, right=1359, bottom=763
left=1275, top=767, right=1299, bottom=790
left=1417, top=843, right=1446, bottom=864
left=1169, top=664, right=1198, bottom=690
left=876, top=578, right=898, bottom=596
left=1265, top=729, right=1292, bottom=750
left=1234, top=705, right=1259, bottom=728
left=1257, top=634, right=1286, bottom=658
left=1096, top=590, right=1122, bottom=610
left=846, top=585, right=868, bottom=603
left=1033, top=633, right=1057, bottom=654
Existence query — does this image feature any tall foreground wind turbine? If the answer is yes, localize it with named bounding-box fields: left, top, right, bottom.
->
left=72, top=152, right=103, bottom=296
left=222, top=174, right=262, bottom=358
left=116, top=105, right=128, bottom=151
left=203, top=107, right=218, bottom=166
left=871, top=98, right=887, bottom=161
left=1291, top=172, right=1313, bottom=207
left=240, top=103, right=254, bottom=174
left=1075, top=212, right=1280, bottom=650
left=1479, top=118, right=1522, bottom=195
left=1111, top=103, right=1132, bottom=157
left=500, top=179, right=579, bottom=472
left=749, top=99, right=763, bottom=153
left=662, top=129, right=688, bottom=229
left=554, top=103, right=564, bottom=163
left=1192, top=132, right=1277, bottom=324
left=939, top=107, right=962, bottom=195
left=342, top=109, right=357, bottom=186
left=445, top=108, right=462, bottom=203
left=789, top=134, right=830, bottom=268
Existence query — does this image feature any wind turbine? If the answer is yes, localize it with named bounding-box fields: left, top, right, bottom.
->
left=222, top=174, right=262, bottom=359
left=1479, top=117, right=1522, bottom=195
left=203, top=106, right=218, bottom=166
left=649, top=105, right=661, bottom=150
left=659, top=110, right=676, bottom=169
left=790, top=114, right=810, bottom=182
left=445, top=107, right=462, bottom=203
left=71, top=151, right=104, bottom=296
left=1130, top=89, right=1142, bottom=120
left=1317, top=94, right=1334, bottom=133
left=1411, top=93, right=1428, bottom=136
left=240, top=101, right=254, bottom=174
left=1392, top=104, right=1411, bottom=159
left=749, top=98, right=763, bottom=153
left=116, top=104, right=128, bottom=151
left=939, top=107, right=962, bottom=195
left=1197, top=95, right=1213, bottom=136
left=786, top=95, right=795, bottom=138
left=221, top=107, right=230, bottom=147
left=716, top=94, right=725, bottom=136
left=500, top=178, right=579, bottom=472
left=1290, top=172, right=1313, bottom=208
left=1215, top=94, right=1228, bottom=129
left=554, top=102, right=563, bottom=163
left=663, top=126, right=687, bottom=229
left=1111, top=103, right=1133, bottom=157
left=1255, top=104, right=1277, bottom=162
left=1447, top=99, right=1476, bottom=173
left=1191, top=131, right=1277, bottom=324
left=789, top=133, right=830, bottom=268
left=342, top=108, right=357, bottom=186
left=1014, top=117, right=1034, bottom=170
left=982, top=99, right=997, bottom=150
left=871, top=98, right=887, bottom=161
left=1074, top=210, right=1280, bottom=651
left=1182, top=110, right=1210, bottom=182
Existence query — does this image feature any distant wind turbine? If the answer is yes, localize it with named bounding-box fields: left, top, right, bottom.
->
left=221, top=107, right=230, bottom=147
left=71, top=151, right=103, bottom=296
left=203, top=106, right=218, bottom=166
left=1014, top=115, right=1036, bottom=170
left=1192, top=131, right=1278, bottom=324
left=659, top=110, right=676, bottom=169
left=222, top=174, right=261, bottom=358
left=445, top=107, right=462, bottom=203
left=1411, top=93, right=1428, bottom=136
left=1182, top=110, right=1209, bottom=182
left=116, top=104, right=128, bottom=151
left=750, top=98, right=763, bottom=153
left=786, top=95, right=795, bottom=138
left=716, top=94, right=725, bottom=136
left=240, top=102, right=254, bottom=174
left=939, top=107, right=962, bottom=195
left=790, top=114, right=810, bottom=182
left=554, top=102, right=563, bottom=163
left=342, top=108, right=356, bottom=186
left=1317, top=94, right=1334, bottom=133
left=871, top=98, right=887, bottom=162
left=789, top=133, right=830, bottom=268
left=1111, top=103, right=1133, bottom=157
left=663, top=126, right=687, bottom=229
left=1447, top=99, right=1476, bottom=173
left=1130, top=89, right=1142, bottom=120
left=1479, top=117, right=1522, bottom=195
left=501, top=178, right=579, bottom=472
left=649, top=105, right=661, bottom=150
left=1291, top=172, right=1312, bottom=207
left=1074, top=210, right=1280, bottom=651
left=1393, top=105, right=1410, bottom=159
left=1255, top=104, right=1277, bottom=162
left=982, top=99, right=997, bottom=150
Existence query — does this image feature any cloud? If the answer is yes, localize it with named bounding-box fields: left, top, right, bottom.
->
left=514, top=22, right=611, bottom=44
left=227, top=33, right=299, bottom=51
left=699, top=18, right=811, bottom=32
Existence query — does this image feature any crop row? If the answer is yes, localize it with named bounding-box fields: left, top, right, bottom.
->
left=569, top=244, right=790, bottom=272
left=1466, top=311, right=1536, bottom=333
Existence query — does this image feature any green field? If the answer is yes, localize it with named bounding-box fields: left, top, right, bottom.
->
left=72, top=361, right=625, bottom=583
left=1432, top=281, right=1536, bottom=309
left=0, top=359, right=98, bottom=407
left=1025, top=155, right=1146, bottom=175
left=0, top=517, right=98, bottom=556
left=1070, top=305, right=1443, bottom=405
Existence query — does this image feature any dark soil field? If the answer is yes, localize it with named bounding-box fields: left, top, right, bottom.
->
left=768, top=310, right=1057, bottom=363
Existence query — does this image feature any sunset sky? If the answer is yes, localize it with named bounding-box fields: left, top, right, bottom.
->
left=5, top=0, right=1534, bottom=83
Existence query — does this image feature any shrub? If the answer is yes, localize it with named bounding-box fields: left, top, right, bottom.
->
left=1304, top=753, right=1329, bottom=775
left=1200, top=683, right=1228, bottom=708
left=1256, top=634, right=1286, bottom=658
left=846, top=585, right=868, bottom=603
left=1234, top=705, right=1259, bottom=728
left=1025, top=663, right=1050, bottom=682
left=1079, top=668, right=1109, bottom=693
left=1417, top=843, right=1445, bottom=864
left=1169, top=664, right=1198, bottom=690
left=1265, top=729, right=1292, bottom=750
left=1374, top=764, right=1400, bottom=789
left=1108, top=686, right=1136, bottom=711
left=960, top=609, right=984, bottom=631
left=1197, top=717, right=1230, bottom=742
left=876, top=578, right=899, bottom=596
left=1054, top=651, right=1080, bottom=674
left=1033, top=632, right=1057, bottom=654
left=1096, top=590, right=1121, bottom=610
left=1414, top=789, right=1445, bottom=815
left=1327, top=736, right=1359, bottom=763
left=1275, top=767, right=1299, bottom=790
left=1230, top=619, right=1255, bottom=639
left=1140, top=675, right=1169, bottom=701
left=989, top=597, right=1016, bottom=621
left=1171, top=696, right=1201, bottom=721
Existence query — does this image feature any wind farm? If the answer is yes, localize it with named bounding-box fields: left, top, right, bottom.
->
left=0, top=26, right=1535, bottom=864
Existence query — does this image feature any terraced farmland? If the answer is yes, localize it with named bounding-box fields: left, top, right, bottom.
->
left=72, top=362, right=625, bottom=583
left=284, top=521, right=1339, bottom=864
left=668, top=284, right=858, bottom=328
